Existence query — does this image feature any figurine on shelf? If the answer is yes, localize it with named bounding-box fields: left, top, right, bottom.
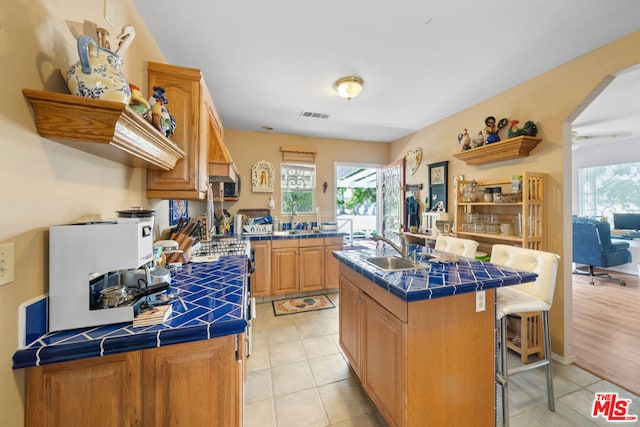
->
left=457, top=128, right=471, bottom=150
left=484, top=116, right=500, bottom=144
left=508, top=120, right=538, bottom=138
left=471, top=131, right=485, bottom=148
left=148, top=86, right=176, bottom=138
left=214, top=209, right=230, bottom=235
left=128, top=83, right=150, bottom=116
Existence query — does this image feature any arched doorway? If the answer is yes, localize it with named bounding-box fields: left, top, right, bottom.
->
left=565, top=63, right=640, bottom=394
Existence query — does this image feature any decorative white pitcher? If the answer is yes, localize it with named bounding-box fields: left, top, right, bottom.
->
left=66, top=35, right=131, bottom=104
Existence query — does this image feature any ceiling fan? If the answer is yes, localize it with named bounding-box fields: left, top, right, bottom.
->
left=571, top=130, right=633, bottom=147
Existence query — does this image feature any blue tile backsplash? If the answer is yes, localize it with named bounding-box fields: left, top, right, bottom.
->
left=23, top=296, right=48, bottom=347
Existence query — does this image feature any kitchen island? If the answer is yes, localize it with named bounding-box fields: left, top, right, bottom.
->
left=13, top=256, right=249, bottom=427
left=333, top=248, right=538, bottom=427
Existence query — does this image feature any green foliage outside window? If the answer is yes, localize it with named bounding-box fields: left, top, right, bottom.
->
left=281, top=163, right=315, bottom=214
left=337, top=187, right=376, bottom=215
left=579, top=162, right=640, bottom=219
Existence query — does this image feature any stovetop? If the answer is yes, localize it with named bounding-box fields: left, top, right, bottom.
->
left=193, top=238, right=249, bottom=257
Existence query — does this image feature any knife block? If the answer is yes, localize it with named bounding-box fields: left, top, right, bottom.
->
left=166, top=233, right=193, bottom=264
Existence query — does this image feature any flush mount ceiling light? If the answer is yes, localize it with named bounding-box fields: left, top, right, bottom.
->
left=335, top=76, right=364, bottom=100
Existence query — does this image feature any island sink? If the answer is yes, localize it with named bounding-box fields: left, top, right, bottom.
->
left=365, top=256, right=428, bottom=272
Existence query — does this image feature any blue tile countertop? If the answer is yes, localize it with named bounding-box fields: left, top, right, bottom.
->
left=13, top=256, right=248, bottom=369
left=333, top=248, right=538, bottom=302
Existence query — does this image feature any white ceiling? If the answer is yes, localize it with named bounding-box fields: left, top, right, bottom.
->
left=572, top=65, right=640, bottom=150
left=132, top=0, right=640, bottom=143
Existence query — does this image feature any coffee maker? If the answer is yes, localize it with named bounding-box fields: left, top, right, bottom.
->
left=49, top=220, right=154, bottom=331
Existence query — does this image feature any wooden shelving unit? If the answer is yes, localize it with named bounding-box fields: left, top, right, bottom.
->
left=455, top=173, right=547, bottom=364
left=453, top=172, right=546, bottom=254
left=452, top=135, right=542, bottom=166
left=22, top=89, right=185, bottom=171
left=506, top=311, right=543, bottom=363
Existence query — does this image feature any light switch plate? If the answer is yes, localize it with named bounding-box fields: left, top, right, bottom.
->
left=0, top=242, right=15, bottom=286
left=475, top=290, right=485, bottom=312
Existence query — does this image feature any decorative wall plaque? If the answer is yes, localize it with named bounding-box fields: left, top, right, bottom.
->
left=251, top=160, right=274, bottom=192
left=404, top=148, right=422, bottom=175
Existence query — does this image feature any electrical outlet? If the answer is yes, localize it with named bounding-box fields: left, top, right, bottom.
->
left=476, top=290, right=485, bottom=312
left=0, top=242, right=15, bottom=286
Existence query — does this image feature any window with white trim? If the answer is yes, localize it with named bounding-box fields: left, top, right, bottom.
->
left=578, top=161, right=640, bottom=219
left=281, top=163, right=316, bottom=214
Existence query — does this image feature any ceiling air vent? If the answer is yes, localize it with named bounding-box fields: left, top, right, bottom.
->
left=300, top=111, right=330, bottom=119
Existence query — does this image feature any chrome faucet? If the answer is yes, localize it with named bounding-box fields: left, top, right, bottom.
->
left=291, top=200, right=298, bottom=231
left=372, top=233, right=409, bottom=259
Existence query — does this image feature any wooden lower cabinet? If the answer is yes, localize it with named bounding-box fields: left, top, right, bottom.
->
left=338, top=274, right=365, bottom=375
left=324, top=237, right=344, bottom=289
left=250, top=240, right=271, bottom=297
left=299, top=245, right=324, bottom=291
left=142, top=336, right=242, bottom=426
left=338, top=264, right=495, bottom=427
left=25, top=335, right=244, bottom=427
left=364, top=293, right=407, bottom=427
left=271, top=238, right=325, bottom=294
left=26, top=351, right=142, bottom=427
left=271, top=244, right=299, bottom=294
left=254, top=237, right=342, bottom=296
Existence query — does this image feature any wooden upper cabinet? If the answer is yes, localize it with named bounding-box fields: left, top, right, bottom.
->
left=146, top=62, right=211, bottom=200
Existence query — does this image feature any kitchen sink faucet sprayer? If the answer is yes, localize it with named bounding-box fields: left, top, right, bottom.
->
left=372, top=233, right=410, bottom=260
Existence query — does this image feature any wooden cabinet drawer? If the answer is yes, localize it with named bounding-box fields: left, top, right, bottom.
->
left=272, top=239, right=299, bottom=249
left=325, top=236, right=344, bottom=246
left=299, top=238, right=324, bottom=248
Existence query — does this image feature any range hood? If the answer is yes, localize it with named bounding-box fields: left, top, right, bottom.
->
left=209, top=159, right=238, bottom=183
left=208, top=120, right=237, bottom=183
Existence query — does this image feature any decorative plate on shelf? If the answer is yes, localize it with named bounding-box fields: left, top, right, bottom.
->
left=405, top=148, right=422, bottom=175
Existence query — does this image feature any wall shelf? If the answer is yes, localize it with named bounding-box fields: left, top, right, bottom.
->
left=452, top=135, right=542, bottom=166
left=23, top=89, right=185, bottom=171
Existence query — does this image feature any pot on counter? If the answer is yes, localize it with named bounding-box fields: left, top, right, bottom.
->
left=149, top=266, right=171, bottom=285
left=122, top=266, right=172, bottom=288
left=100, top=285, right=128, bottom=308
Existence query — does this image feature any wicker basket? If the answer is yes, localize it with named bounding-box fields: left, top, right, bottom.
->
left=493, top=192, right=522, bottom=203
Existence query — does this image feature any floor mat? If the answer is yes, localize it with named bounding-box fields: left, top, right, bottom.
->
left=272, top=295, right=336, bottom=316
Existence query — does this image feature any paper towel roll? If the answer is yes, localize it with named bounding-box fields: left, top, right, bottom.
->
left=234, top=215, right=243, bottom=235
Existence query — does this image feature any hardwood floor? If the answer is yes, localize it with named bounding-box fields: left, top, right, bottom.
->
left=572, top=268, right=640, bottom=396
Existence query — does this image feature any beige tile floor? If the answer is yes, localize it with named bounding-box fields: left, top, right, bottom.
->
left=244, top=292, right=640, bottom=426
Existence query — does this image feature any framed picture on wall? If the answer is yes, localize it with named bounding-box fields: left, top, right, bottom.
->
left=169, top=200, right=189, bottom=226
left=427, top=161, right=449, bottom=212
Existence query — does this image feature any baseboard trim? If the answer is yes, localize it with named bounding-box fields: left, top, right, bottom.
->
left=552, top=352, right=576, bottom=366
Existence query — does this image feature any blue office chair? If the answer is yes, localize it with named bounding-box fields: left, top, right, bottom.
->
left=572, top=217, right=632, bottom=286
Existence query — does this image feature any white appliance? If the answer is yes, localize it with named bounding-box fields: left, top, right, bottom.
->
left=49, top=220, right=153, bottom=331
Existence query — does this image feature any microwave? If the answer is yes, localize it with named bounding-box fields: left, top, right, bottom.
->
left=224, top=175, right=241, bottom=197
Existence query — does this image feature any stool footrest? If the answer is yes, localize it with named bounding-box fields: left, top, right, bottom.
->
left=508, top=359, right=550, bottom=376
